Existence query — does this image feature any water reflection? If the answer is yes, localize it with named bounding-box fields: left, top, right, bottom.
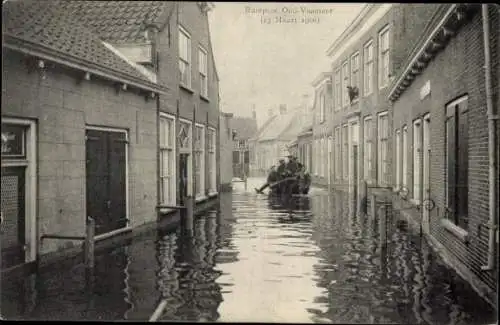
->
left=1, top=179, right=497, bottom=324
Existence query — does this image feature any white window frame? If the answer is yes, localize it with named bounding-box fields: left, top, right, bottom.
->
left=350, top=52, right=360, bottom=103
left=159, top=113, right=176, bottom=206
left=334, top=68, right=342, bottom=111
left=378, top=25, right=390, bottom=89
left=363, top=40, right=374, bottom=96
left=1, top=118, right=37, bottom=264
left=363, top=116, right=372, bottom=182
left=335, top=127, right=341, bottom=181
left=395, top=128, right=401, bottom=190
left=402, top=125, right=408, bottom=189
left=413, top=119, right=422, bottom=204
left=194, top=123, right=206, bottom=199
left=342, top=124, right=349, bottom=180
left=198, top=46, right=208, bottom=98
left=342, top=61, right=350, bottom=108
left=377, top=111, right=389, bottom=186
left=179, top=25, right=192, bottom=88
left=207, top=127, right=217, bottom=194
left=319, top=91, right=326, bottom=123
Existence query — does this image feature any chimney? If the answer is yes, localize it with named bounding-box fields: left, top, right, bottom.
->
left=279, top=104, right=287, bottom=115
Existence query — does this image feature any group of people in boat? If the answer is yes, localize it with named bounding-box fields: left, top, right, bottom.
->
left=255, top=155, right=312, bottom=195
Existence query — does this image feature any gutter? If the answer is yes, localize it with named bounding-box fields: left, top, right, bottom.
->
left=3, top=35, right=168, bottom=95
left=480, top=4, right=498, bottom=272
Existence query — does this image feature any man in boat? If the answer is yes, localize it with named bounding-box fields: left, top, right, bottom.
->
left=276, top=158, right=288, bottom=179
left=254, top=165, right=279, bottom=193
left=285, top=155, right=299, bottom=176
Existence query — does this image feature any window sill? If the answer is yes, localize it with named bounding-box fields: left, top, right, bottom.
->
left=196, top=195, right=208, bottom=203
left=200, top=94, right=210, bottom=102
left=208, top=191, right=218, bottom=198
left=440, top=218, right=469, bottom=243
left=410, top=198, right=421, bottom=206
left=180, top=84, right=194, bottom=94
left=158, top=207, right=177, bottom=215
left=379, top=84, right=388, bottom=91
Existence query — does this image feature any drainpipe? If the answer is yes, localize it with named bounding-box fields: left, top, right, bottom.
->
left=480, top=4, right=498, bottom=272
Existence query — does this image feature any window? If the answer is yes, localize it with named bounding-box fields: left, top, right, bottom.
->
left=413, top=119, right=422, bottom=202
left=402, top=126, right=408, bottom=189
left=319, top=91, right=326, bottom=123
left=364, top=41, right=374, bottom=95
left=335, top=127, right=341, bottom=180
left=199, top=46, right=208, bottom=97
left=395, top=129, right=401, bottom=189
left=445, top=96, right=469, bottom=230
left=350, top=52, right=360, bottom=101
left=328, top=136, right=333, bottom=182
left=179, top=26, right=191, bottom=88
left=323, top=136, right=327, bottom=177
left=378, top=26, right=390, bottom=88
left=363, top=117, right=372, bottom=181
left=335, top=69, right=341, bottom=110
left=207, top=128, right=217, bottom=193
left=160, top=115, right=176, bottom=205
left=342, top=61, right=350, bottom=107
left=377, top=112, right=389, bottom=186
left=342, top=125, right=349, bottom=180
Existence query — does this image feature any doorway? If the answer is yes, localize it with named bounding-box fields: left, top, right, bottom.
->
left=1, top=166, right=26, bottom=269
left=179, top=153, right=190, bottom=205
left=86, top=128, right=127, bottom=236
left=422, top=114, right=431, bottom=233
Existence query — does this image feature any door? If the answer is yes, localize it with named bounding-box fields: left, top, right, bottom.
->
left=179, top=153, right=189, bottom=205
left=1, top=166, right=26, bottom=269
left=352, top=145, right=359, bottom=214
left=423, top=115, right=431, bottom=233
left=86, top=129, right=127, bottom=236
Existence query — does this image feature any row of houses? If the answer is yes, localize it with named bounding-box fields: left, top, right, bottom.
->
left=289, top=4, right=499, bottom=308
left=1, top=1, right=231, bottom=272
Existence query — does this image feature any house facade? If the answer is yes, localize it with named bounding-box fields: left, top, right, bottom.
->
left=389, top=4, right=499, bottom=307
left=230, top=114, right=258, bottom=179
left=1, top=1, right=166, bottom=270
left=60, top=1, right=221, bottom=213
left=311, top=72, right=333, bottom=189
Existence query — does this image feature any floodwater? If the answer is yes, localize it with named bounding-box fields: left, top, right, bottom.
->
left=1, top=177, right=497, bottom=323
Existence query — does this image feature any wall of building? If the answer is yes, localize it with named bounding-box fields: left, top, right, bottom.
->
left=154, top=2, right=220, bottom=203
left=391, top=7, right=499, bottom=302
left=1, top=49, right=158, bottom=255
left=219, top=113, right=233, bottom=190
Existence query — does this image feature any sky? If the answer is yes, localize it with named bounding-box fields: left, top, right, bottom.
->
left=208, top=2, right=365, bottom=128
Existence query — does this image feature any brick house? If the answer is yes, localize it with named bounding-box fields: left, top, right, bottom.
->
left=1, top=1, right=166, bottom=270
left=59, top=1, right=221, bottom=213
left=389, top=4, right=499, bottom=307
left=325, top=4, right=395, bottom=201
left=310, top=72, right=333, bottom=189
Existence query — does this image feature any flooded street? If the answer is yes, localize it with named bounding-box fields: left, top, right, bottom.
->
left=1, top=178, right=496, bottom=324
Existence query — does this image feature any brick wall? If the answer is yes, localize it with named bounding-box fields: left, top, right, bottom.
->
left=155, top=2, right=220, bottom=199
left=391, top=8, right=499, bottom=293
left=2, top=49, right=158, bottom=254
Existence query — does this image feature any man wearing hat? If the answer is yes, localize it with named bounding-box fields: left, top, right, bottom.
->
left=286, top=155, right=299, bottom=176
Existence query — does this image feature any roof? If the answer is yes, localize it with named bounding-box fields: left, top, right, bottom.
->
left=58, top=1, right=174, bottom=44
left=2, top=0, right=166, bottom=92
left=256, top=107, right=304, bottom=142
left=230, top=117, right=258, bottom=140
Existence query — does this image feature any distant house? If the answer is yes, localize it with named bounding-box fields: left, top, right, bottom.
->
left=253, top=102, right=311, bottom=175
left=230, top=114, right=258, bottom=179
